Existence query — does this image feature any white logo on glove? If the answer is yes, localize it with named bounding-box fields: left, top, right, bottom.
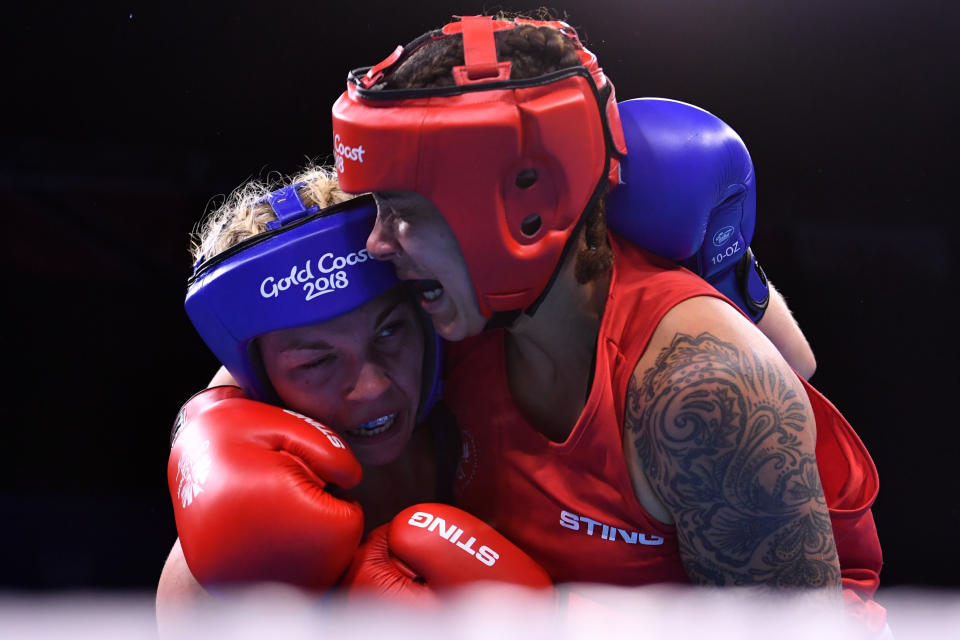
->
left=282, top=409, right=347, bottom=449
left=713, top=226, right=736, bottom=247
left=407, top=511, right=499, bottom=566
left=177, top=439, right=212, bottom=509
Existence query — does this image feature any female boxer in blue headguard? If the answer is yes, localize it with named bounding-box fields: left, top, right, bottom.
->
left=157, top=167, right=553, bottom=627
left=332, top=12, right=885, bottom=632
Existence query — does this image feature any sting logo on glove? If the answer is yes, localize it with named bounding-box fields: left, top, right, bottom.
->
left=406, top=510, right=500, bottom=567
left=282, top=409, right=348, bottom=449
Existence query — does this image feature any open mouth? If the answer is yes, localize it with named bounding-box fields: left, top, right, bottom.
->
left=410, top=279, right=444, bottom=303
left=347, top=413, right=396, bottom=437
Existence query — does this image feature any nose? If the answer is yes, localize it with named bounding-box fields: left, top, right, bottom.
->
left=366, top=211, right=401, bottom=260
left=345, top=360, right=392, bottom=403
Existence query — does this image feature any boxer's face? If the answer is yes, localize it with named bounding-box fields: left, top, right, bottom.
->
left=367, top=191, right=487, bottom=342
left=258, top=286, right=424, bottom=467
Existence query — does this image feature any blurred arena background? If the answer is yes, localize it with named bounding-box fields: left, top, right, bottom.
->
left=1, top=0, right=956, bottom=634
left=3, top=585, right=960, bottom=638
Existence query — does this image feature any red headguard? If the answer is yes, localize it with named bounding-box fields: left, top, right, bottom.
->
left=331, top=15, right=627, bottom=322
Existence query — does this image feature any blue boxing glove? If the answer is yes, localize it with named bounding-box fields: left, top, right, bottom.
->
left=606, top=98, right=769, bottom=322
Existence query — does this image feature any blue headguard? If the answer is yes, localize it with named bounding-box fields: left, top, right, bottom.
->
left=185, top=187, right=442, bottom=419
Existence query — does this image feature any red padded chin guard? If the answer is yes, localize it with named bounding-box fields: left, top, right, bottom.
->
left=331, top=16, right=626, bottom=319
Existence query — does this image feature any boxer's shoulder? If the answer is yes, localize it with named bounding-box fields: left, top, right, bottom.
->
left=621, top=297, right=833, bottom=588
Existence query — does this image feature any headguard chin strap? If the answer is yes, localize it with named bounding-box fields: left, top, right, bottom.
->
left=332, top=15, right=627, bottom=324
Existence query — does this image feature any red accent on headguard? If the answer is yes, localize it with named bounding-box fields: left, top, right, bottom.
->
left=362, top=45, right=404, bottom=89
left=451, top=15, right=512, bottom=84
left=332, top=16, right=626, bottom=318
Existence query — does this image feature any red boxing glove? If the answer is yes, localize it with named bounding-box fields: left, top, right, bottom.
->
left=340, top=503, right=553, bottom=602
left=167, top=386, right=364, bottom=592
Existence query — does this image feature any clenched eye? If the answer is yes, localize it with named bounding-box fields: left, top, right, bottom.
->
left=301, top=354, right=336, bottom=370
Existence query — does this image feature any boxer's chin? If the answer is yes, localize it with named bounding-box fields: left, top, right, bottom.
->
left=344, top=411, right=413, bottom=467
left=408, top=278, right=484, bottom=342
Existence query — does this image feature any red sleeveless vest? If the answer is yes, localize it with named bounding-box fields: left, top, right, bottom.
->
left=447, top=234, right=882, bottom=598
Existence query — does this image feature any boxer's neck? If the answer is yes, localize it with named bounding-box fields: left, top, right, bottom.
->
left=504, top=232, right=611, bottom=442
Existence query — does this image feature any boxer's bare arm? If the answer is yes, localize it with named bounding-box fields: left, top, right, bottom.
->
left=758, top=282, right=816, bottom=380
left=156, top=538, right=213, bottom=628
left=208, top=366, right=238, bottom=388
left=624, top=296, right=839, bottom=591
left=157, top=372, right=231, bottom=629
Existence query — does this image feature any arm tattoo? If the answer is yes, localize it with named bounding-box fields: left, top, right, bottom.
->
left=626, top=332, right=840, bottom=589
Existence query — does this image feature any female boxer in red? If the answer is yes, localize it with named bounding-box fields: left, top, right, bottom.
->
left=332, top=13, right=884, bottom=632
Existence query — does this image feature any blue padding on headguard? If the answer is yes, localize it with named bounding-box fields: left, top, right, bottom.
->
left=186, top=194, right=443, bottom=417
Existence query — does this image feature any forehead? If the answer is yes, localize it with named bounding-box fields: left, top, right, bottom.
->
left=262, top=285, right=412, bottom=348
left=375, top=190, right=414, bottom=202
left=374, top=191, right=450, bottom=227
left=374, top=190, right=433, bottom=209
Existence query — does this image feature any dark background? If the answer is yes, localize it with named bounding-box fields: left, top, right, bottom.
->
left=2, top=0, right=956, bottom=596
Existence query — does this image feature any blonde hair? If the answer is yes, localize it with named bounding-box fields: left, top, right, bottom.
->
left=190, top=165, right=352, bottom=264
